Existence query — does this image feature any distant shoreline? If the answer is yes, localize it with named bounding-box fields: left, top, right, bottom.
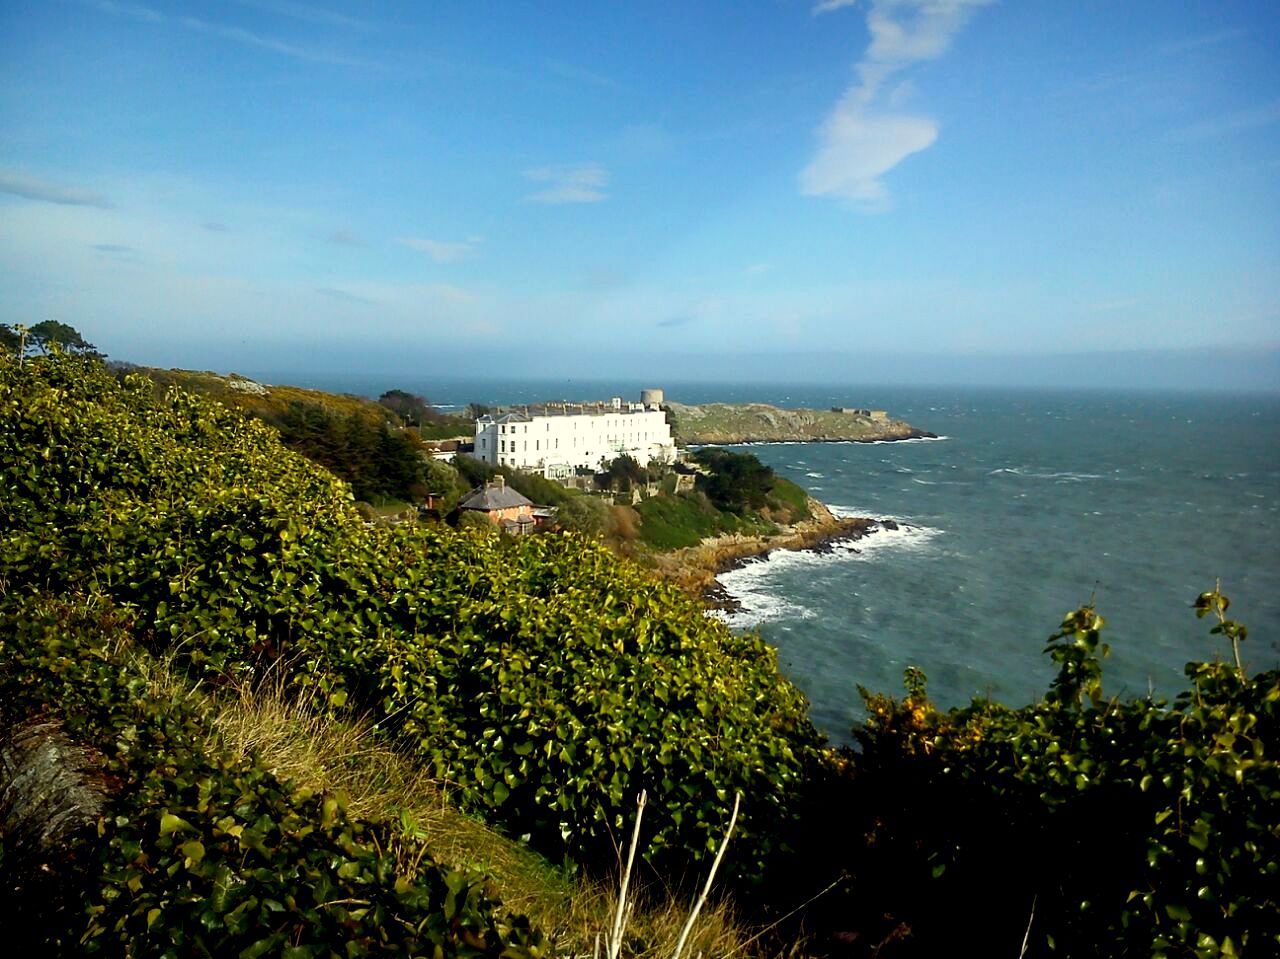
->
left=667, top=400, right=933, bottom=446
left=693, top=430, right=941, bottom=447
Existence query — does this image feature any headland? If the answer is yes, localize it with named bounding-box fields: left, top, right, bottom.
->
left=667, top=401, right=935, bottom=445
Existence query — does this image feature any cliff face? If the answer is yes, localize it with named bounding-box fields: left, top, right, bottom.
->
left=667, top=402, right=933, bottom=445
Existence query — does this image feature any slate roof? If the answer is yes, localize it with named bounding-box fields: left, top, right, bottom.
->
left=459, top=482, right=533, bottom=512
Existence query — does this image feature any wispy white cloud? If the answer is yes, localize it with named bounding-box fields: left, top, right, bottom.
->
left=546, top=60, right=618, bottom=89
left=812, top=0, right=858, bottom=15
left=0, top=170, right=113, bottom=208
left=1156, top=28, right=1243, bottom=57
left=85, top=0, right=368, bottom=66
left=1172, top=100, right=1280, bottom=142
left=801, top=0, right=991, bottom=209
left=524, top=164, right=609, bottom=204
left=397, top=236, right=481, bottom=263
left=229, top=0, right=376, bottom=32
left=316, top=286, right=377, bottom=306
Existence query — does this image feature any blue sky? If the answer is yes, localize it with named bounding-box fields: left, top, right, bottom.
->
left=1, top=0, right=1278, bottom=386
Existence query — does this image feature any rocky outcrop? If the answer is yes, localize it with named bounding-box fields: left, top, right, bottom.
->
left=668, top=402, right=934, bottom=445
left=648, top=497, right=875, bottom=603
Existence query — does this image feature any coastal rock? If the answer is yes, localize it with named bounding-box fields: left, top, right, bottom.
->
left=668, top=401, right=931, bottom=445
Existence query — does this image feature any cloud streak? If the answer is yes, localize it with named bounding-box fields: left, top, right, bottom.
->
left=524, top=164, right=609, bottom=204
left=397, top=236, right=481, bottom=263
left=0, top=171, right=113, bottom=208
left=801, top=0, right=991, bottom=209
left=1172, top=100, right=1280, bottom=142
left=229, top=0, right=375, bottom=32
left=86, top=0, right=367, bottom=67
left=316, top=286, right=377, bottom=306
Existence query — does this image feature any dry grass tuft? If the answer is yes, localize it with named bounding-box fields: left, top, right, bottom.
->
left=154, top=664, right=808, bottom=957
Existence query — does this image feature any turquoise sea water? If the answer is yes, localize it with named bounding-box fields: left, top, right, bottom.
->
left=270, top=373, right=1280, bottom=745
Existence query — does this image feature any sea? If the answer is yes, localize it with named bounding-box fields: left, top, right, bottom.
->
left=263, top=373, right=1280, bottom=746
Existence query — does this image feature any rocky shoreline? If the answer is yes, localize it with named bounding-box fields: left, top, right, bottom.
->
left=647, top=498, right=899, bottom=610
left=702, top=429, right=939, bottom=446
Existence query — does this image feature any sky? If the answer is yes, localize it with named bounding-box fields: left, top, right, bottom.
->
left=1, top=0, right=1278, bottom=388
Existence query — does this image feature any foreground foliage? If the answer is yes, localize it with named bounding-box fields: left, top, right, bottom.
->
left=5, top=349, right=1275, bottom=957
left=0, top=595, right=546, bottom=956
left=0, top=351, right=822, bottom=897
left=796, top=599, right=1279, bottom=958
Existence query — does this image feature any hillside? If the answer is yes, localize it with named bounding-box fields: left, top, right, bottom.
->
left=667, top=401, right=934, bottom=444
left=138, top=366, right=398, bottom=423
left=1, top=351, right=822, bottom=955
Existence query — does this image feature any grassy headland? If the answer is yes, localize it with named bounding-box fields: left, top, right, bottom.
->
left=667, top=401, right=934, bottom=444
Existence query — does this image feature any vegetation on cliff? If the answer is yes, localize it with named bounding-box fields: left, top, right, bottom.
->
left=2, top=348, right=1275, bottom=958
left=0, top=350, right=822, bottom=952
left=137, top=367, right=473, bottom=504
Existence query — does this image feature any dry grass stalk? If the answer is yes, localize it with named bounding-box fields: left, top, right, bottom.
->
left=671, top=792, right=741, bottom=959
left=608, top=790, right=648, bottom=959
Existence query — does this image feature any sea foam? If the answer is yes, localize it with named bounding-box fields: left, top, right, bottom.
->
left=711, top=513, right=942, bottom=629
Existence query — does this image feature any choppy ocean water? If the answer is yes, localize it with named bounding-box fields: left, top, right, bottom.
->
left=276, top=374, right=1280, bottom=745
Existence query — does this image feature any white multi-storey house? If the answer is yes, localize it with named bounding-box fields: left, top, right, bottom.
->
left=472, top=392, right=676, bottom=479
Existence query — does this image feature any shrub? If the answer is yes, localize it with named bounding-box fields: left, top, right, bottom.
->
left=0, top=594, right=546, bottom=957
left=1, top=351, right=824, bottom=888
left=792, top=596, right=1279, bottom=958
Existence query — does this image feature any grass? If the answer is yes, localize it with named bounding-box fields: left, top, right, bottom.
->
left=765, top=478, right=812, bottom=523
left=205, top=671, right=776, bottom=956
left=634, top=493, right=737, bottom=549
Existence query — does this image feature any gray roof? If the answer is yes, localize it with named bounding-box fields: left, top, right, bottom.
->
left=459, top=482, right=533, bottom=511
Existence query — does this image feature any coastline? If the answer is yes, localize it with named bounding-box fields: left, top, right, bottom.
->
left=647, top=497, right=884, bottom=609
left=691, top=429, right=940, bottom=447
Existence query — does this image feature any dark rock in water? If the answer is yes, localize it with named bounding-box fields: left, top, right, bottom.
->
left=880, top=519, right=899, bottom=531
left=702, top=579, right=743, bottom=613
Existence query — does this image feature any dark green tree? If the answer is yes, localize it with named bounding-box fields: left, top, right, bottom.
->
left=0, top=324, right=21, bottom=355
left=378, top=388, right=437, bottom=426
left=693, top=448, right=775, bottom=512
left=28, top=321, right=102, bottom=358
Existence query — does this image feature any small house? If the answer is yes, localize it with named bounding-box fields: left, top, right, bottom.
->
left=459, top=475, right=536, bottom=534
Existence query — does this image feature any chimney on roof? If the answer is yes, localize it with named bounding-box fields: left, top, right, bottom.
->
left=493, top=474, right=505, bottom=489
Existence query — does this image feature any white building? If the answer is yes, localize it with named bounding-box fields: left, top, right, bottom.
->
left=472, top=393, right=676, bottom=479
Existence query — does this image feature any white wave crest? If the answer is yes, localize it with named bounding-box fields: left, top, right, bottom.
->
left=710, top=518, right=942, bottom=629
left=989, top=467, right=1104, bottom=481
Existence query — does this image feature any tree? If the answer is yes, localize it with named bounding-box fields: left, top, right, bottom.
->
left=378, top=388, right=437, bottom=427
left=0, top=324, right=21, bottom=355
left=693, top=449, right=775, bottom=512
left=602, top=454, right=646, bottom=492
left=28, top=321, right=101, bottom=358
left=553, top=495, right=611, bottom=536
left=464, top=403, right=492, bottom=420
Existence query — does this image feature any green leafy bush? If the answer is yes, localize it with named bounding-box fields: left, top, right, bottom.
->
left=792, top=598, right=1279, bottom=958
left=0, top=594, right=546, bottom=957
left=1, top=351, right=823, bottom=888
left=692, top=449, right=775, bottom=513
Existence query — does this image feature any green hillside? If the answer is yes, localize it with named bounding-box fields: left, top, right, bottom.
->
left=1, top=350, right=820, bottom=955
